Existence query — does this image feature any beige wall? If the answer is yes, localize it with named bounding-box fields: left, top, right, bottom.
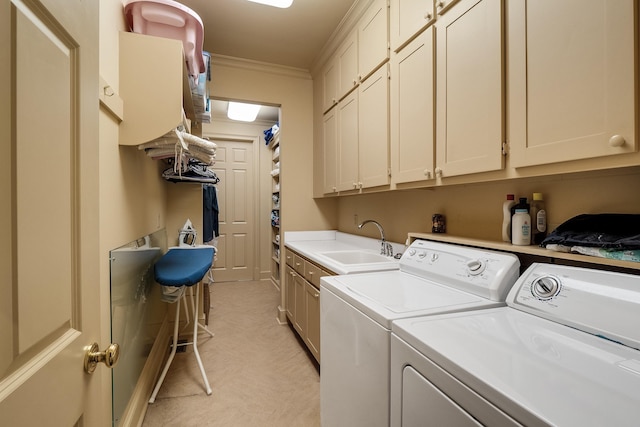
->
left=209, top=57, right=338, bottom=235
left=99, top=0, right=173, bottom=420
left=99, top=0, right=169, bottom=286
left=337, top=167, right=640, bottom=245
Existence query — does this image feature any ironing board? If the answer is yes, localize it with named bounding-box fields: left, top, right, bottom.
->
left=149, top=246, right=215, bottom=403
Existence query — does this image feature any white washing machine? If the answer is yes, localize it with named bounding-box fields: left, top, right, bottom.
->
left=320, top=239, right=520, bottom=427
left=391, top=263, right=640, bottom=427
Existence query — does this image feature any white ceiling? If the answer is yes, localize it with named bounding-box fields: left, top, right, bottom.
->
left=178, top=0, right=356, bottom=70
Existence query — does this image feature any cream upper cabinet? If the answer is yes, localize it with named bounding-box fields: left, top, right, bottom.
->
left=337, top=90, right=360, bottom=191
left=322, top=58, right=338, bottom=113
left=508, top=0, right=636, bottom=168
left=323, top=107, right=338, bottom=194
left=390, top=0, right=435, bottom=52
left=435, top=0, right=503, bottom=178
left=119, top=32, right=195, bottom=146
left=337, top=30, right=359, bottom=101
left=358, top=64, right=391, bottom=189
left=435, top=0, right=461, bottom=15
left=390, top=28, right=435, bottom=185
left=358, top=0, right=390, bottom=82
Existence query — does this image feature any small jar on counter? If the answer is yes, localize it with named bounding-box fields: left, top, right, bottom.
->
left=432, top=214, right=446, bottom=233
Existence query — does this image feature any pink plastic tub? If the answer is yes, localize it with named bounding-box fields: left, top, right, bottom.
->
left=124, top=0, right=205, bottom=76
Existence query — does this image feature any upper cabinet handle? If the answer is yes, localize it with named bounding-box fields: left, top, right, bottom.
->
left=608, top=135, right=625, bottom=147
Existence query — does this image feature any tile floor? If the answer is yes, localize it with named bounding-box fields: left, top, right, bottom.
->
left=142, top=280, right=320, bottom=426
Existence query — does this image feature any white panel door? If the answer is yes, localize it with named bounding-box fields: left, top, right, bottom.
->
left=508, top=0, right=636, bottom=167
left=212, top=140, right=255, bottom=281
left=435, top=0, right=504, bottom=178
left=0, top=0, right=104, bottom=425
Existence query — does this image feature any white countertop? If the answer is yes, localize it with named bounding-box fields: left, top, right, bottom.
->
left=284, top=231, right=404, bottom=275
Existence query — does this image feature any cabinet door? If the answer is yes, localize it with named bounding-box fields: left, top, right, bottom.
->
left=435, top=0, right=503, bottom=178
left=322, top=58, right=338, bottom=113
left=337, top=30, right=359, bottom=100
left=285, top=266, right=295, bottom=321
left=436, top=0, right=461, bottom=15
left=293, top=273, right=306, bottom=335
left=508, top=0, right=636, bottom=167
left=323, top=108, right=338, bottom=194
left=358, top=0, right=389, bottom=81
left=390, top=0, right=435, bottom=52
left=391, top=28, right=435, bottom=185
left=359, top=64, right=390, bottom=189
left=304, top=281, right=320, bottom=362
left=337, top=90, right=360, bottom=191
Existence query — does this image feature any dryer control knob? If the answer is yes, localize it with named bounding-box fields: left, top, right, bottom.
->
left=466, top=259, right=485, bottom=275
left=531, top=276, right=561, bottom=300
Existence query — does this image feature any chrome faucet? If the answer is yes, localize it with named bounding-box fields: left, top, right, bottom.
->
left=358, top=219, right=393, bottom=257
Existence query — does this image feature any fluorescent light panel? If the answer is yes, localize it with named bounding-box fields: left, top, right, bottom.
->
left=227, top=101, right=261, bottom=122
left=247, top=0, right=293, bottom=8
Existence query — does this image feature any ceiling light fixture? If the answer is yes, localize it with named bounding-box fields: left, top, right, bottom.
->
left=247, top=0, right=293, bottom=8
left=227, top=101, right=261, bottom=122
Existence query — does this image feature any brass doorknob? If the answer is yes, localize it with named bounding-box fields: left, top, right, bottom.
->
left=84, top=342, right=120, bottom=374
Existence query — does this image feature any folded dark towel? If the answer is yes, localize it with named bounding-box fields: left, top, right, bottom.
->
left=541, top=213, right=640, bottom=250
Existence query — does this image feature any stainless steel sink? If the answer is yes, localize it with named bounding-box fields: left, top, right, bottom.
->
left=319, top=250, right=392, bottom=265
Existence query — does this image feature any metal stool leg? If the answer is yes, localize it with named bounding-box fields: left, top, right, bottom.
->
left=191, top=282, right=212, bottom=395
left=149, top=292, right=182, bottom=403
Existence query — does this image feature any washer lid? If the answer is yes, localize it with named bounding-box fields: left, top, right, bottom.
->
left=393, top=308, right=640, bottom=426
left=321, top=271, right=498, bottom=328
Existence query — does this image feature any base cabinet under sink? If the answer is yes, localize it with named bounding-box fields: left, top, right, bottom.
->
left=284, top=248, right=332, bottom=363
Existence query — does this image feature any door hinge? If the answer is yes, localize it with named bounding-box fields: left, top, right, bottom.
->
left=501, top=141, right=509, bottom=155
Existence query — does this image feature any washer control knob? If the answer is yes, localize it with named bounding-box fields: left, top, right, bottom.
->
left=532, top=276, right=560, bottom=300
left=466, top=259, right=485, bottom=275
left=430, top=253, right=439, bottom=262
left=409, top=249, right=416, bottom=256
left=418, top=251, right=427, bottom=259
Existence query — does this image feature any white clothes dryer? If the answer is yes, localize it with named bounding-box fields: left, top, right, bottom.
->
left=320, top=239, right=520, bottom=427
left=391, top=263, right=640, bottom=427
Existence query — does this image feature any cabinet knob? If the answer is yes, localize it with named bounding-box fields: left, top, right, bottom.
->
left=352, top=79, right=357, bottom=86
left=436, top=0, right=445, bottom=9
left=435, top=167, right=443, bottom=177
left=424, top=12, right=432, bottom=19
left=423, top=169, right=432, bottom=179
left=609, top=135, right=626, bottom=147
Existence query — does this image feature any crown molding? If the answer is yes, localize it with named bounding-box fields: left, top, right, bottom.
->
left=309, top=0, right=375, bottom=76
left=211, top=54, right=312, bottom=80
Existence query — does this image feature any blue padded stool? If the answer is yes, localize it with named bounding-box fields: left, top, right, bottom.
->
left=149, top=246, right=215, bottom=403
